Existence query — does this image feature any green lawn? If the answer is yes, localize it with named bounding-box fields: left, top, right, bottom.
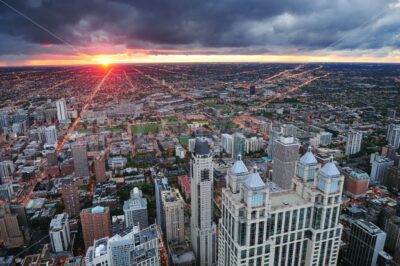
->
left=164, top=115, right=178, bottom=122
left=178, top=136, right=191, bottom=146
left=131, top=123, right=161, bottom=134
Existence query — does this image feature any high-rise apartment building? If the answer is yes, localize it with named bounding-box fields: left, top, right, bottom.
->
left=272, top=136, right=299, bottom=190
left=191, top=138, right=216, bottom=266
left=233, top=132, right=246, bottom=159
left=318, top=131, right=333, bottom=146
left=218, top=149, right=343, bottom=266
left=383, top=216, right=400, bottom=256
left=49, top=213, right=71, bottom=252
left=387, top=124, right=400, bottom=149
left=0, top=203, right=24, bottom=249
left=370, top=155, right=394, bottom=183
left=161, top=188, right=185, bottom=243
left=61, top=177, right=80, bottom=217
left=44, top=125, right=58, bottom=146
left=72, top=142, right=90, bottom=177
left=123, top=187, right=148, bottom=229
left=0, top=160, right=15, bottom=183
left=344, top=219, right=386, bottom=266
left=94, top=152, right=107, bottom=183
left=56, top=98, right=68, bottom=121
left=80, top=206, right=112, bottom=250
left=85, top=224, right=160, bottom=266
left=345, top=130, right=363, bottom=155
left=221, top=133, right=234, bottom=154
left=155, top=175, right=169, bottom=230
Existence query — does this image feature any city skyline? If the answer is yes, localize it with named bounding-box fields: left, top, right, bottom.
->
left=1, top=0, right=400, bottom=66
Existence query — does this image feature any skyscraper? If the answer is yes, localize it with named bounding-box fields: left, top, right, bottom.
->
left=233, top=132, right=246, bottom=159
left=0, top=160, right=15, bottom=183
left=370, top=155, right=394, bottom=183
left=44, top=125, right=57, bottom=146
left=272, top=136, right=299, bottom=190
left=123, top=187, right=148, bottom=229
left=161, top=188, right=185, bottom=243
left=221, top=133, right=234, bottom=154
left=0, top=203, right=24, bottom=249
left=72, top=142, right=90, bottom=177
left=61, top=177, right=80, bottom=217
left=85, top=224, right=160, bottom=266
left=56, top=98, right=68, bottom=121
left=94, top=152, right=107, bottom=183
left=154, top=175, right=169, bottom=230
left=318, top=131, right=333, bottom=146
left=218, top=150, right=343, bottom=266
left=345, top=130, right=363, bottom=155
left=191, top=138, right=216, bottom=266
left=387, top=124, right=400, bottom=149
left=49, top=213, right=71, bottom=252
left=344, top=219, right=386, bottom=266
left=80, top=206, right=112, bottom=250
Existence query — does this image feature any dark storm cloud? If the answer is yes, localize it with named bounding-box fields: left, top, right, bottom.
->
left=0, top=0, right=399, bottom=56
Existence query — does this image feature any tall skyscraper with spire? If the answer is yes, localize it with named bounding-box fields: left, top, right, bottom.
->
left=191, top=138, right=216, bottom=266
left=218, top=147, right=343, bottom=266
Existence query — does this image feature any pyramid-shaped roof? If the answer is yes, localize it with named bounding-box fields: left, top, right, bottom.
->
left=299, top=146, right=318, bottom=165
left=320, top=156, right=340, bottom=178
left=244, top=167, right=265, bottom=189
left=231, top=154, right=248, bottom=175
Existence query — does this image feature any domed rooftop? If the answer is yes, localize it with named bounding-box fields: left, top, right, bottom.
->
left=231, top=154, right=249, bottom=175
left=244, top=167, right=265, bottom=189
left=320, top=156, right=340, bottom=178
left=299, top=146, right=318, bottom=165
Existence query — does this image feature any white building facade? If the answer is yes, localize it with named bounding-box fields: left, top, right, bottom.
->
left=218, top=148, right=343, bottom=266
left=191, top=138, right=216, bottom=266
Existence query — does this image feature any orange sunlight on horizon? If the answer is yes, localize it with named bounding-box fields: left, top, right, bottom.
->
left=1, top=52, right=400, bottom=67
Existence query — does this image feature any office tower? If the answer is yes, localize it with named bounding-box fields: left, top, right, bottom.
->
left=161, top=188, right=185, bottom=243
left=191, top=138, right=216, bottom=266
left=383, top=165, right=400, bottom=191
left=94, top=153, right=107, bottom=183
left=80, top=206, right=112, bottom=250
left=0, top=203, right=24, bottom=248
left=342, top=167, right=369, bottom=198
left=370, top=155, right=394, bottom=183
left=0, top=160, right=15, bottom=183
left=56, top=98, right=68, bottom=121
left=281, top=124, right=297, bottom=138
left=318, top=131, right=333, bottom=146
left=49, top=213, right=71, bottom=252
left=0, top=182, right=14, bottom=201
left=383, top=216, right=400, bottom=255
left=245, top=136, right=264, bottom=154
left=233, top=132, right=246, bottom=159
left=46, top=150, right=58, bottom=166
left=221, top=133, right=234, bottom=154
left=188, top=138, right=196, bottom=153
left=249, top=85, right=256, bottom=95
left=85, top=224, right=160, bottom=266
left=345, top=130, right=363, bottom=155
left=72, top=142, right=90, bottom=177
left=344, top=219, right=386, bottom=266
left=61, top=177, right=80, bottom=217
left=387, top=124, right=400, bottom=149
left=154, top=176, right=169, bottom=230
left=123, top=187, right=148, bottom=229
left=0, top=111, right=9, bottom=128
left=267, top=129, right=281, bottom=157
left=260, top=121, right=272, bottom=134
left=44, top=125, right=58, bottom=146
left=272, top=136, right=299, bottom=190
left=219, top=151, right=343, bottom=266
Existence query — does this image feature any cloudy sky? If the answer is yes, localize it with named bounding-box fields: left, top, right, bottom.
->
left=1, top=0, right=400, bottom=66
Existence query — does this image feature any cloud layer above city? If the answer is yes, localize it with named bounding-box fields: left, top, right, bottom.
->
left=1, top=0, right=400, bottom=65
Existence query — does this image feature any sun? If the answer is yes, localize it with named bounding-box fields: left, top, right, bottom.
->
left=95, top=56, right=112, bottom=67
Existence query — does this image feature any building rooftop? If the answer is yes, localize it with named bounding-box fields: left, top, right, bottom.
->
left=270, top=190, right=311, bottom=210
left=194, top=138, right=209, bottom=155
left=50, top=213, right=68, bottom=231
left=244, top=168, right=265, bottom=190
left=320, top=157, right=340, bottom=178
left=354, top=219, right=385, bottom=235
left=231, top=155, right=249, bottom=175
